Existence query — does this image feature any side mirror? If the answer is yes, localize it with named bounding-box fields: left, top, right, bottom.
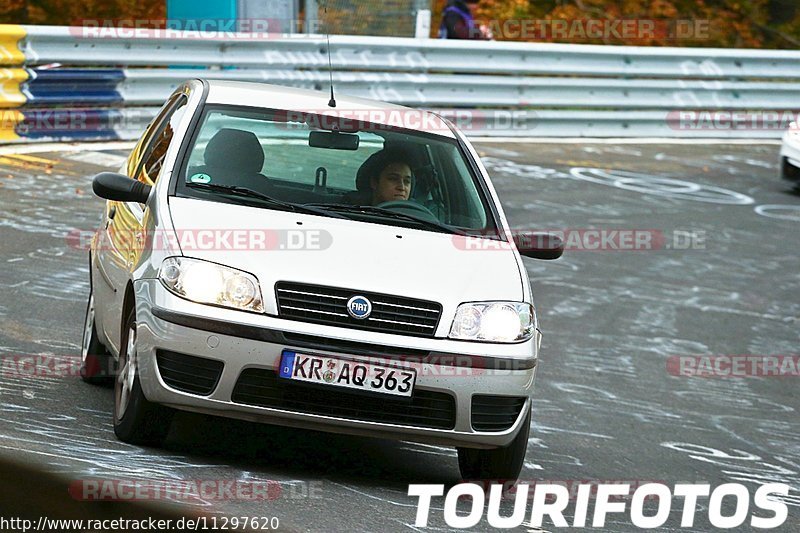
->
left=515, top=232, right=564, bottom=260
left=92, top=172, right=152, bottom=203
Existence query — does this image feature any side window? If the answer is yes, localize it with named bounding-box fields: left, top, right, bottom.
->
left=126, top=96, right=180, bottom=177
left=135, top=95, right=188, bottom=186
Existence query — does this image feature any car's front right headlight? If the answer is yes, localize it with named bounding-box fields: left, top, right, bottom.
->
left=158, top=257, right=264, bottom=313
left=449, top=301, right=536, bottom=343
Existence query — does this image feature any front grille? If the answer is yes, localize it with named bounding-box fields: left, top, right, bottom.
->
left=156, top=350, right=224, bottom=396
left=232, top=368, right=456, bottom=430
left=471, top=395, right=527, bottom=432
left=275, top=282, right=442, bottom=337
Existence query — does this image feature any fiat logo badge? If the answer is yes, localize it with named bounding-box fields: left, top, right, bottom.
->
left=346, top=295, right=372, bottom=319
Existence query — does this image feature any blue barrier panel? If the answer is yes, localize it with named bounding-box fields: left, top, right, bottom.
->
left=26, top=69, right=124, bottom=106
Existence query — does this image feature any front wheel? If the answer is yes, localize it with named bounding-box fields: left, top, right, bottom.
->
left=781, top=157, right=800, bottom=182
left=457, top=407, right=531, bottom=481
left=113, top=306, right=174, bottom=446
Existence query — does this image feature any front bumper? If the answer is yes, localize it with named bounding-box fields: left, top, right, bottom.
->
left=133, top=279, right=538, bottom=448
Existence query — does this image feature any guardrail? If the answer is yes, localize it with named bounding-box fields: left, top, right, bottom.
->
left=1, top=24, right=799, bottom=141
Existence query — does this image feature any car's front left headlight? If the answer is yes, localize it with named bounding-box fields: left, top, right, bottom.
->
left=449, top=302, right=536, bottom=343
left=159, top=257, right=264, bottom=313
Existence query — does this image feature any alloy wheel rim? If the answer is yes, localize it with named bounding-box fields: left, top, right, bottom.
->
left=81, top=293, right=95, bottom=363
left=115, top=323, right=136, bottom=421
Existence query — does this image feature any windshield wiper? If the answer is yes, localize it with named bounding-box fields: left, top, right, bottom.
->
left=185, top=182, right=344, bottom=219
left=305, top=203, right=467, bottom=235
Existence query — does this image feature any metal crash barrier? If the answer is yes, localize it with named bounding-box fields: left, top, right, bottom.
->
left=1, top=24, right=799, bottom=141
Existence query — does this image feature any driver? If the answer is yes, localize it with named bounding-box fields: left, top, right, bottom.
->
left=364, top=148, right=414, bottom=205
left=371, top=157, right=413, bottom=204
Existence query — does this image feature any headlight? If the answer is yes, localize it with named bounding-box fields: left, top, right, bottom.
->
left=159, top=257, right=264, bottom=313
left=449, top=302, right=536, bottom=343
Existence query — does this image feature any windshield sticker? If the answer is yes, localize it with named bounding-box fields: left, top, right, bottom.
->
left=189, top=173, right=212, bottom=184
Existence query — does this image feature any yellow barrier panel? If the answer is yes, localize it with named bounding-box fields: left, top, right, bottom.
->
left=0, top=109, right=22, bottom=142
left=0, top=68, right=27, bottom=108
left=0, top=25, right=25, bottom=67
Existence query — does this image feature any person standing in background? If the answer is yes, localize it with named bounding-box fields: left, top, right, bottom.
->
left=438, top=0, right=493, bottom=40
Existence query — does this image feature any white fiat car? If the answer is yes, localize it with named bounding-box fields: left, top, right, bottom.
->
left=82, top=79, right=562, bottom=480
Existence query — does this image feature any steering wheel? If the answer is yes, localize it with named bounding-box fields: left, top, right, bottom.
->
left=375, top=200, right=439, bottom=222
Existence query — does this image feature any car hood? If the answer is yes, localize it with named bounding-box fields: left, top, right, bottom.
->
left=167, top=197, right=524, bottom=317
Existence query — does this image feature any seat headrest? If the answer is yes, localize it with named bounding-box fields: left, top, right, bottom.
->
left=355, top=151, right=384, bottom=191
left=204, top=128, right=265, bottom=173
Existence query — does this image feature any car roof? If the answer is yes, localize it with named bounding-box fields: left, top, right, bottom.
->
left=203, top=80, right=456, bottom=139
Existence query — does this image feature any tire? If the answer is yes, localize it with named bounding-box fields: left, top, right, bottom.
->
left=80, top=270, right=113, bottom=386
left=457, top=407, right=531, bottom=481
left=781, top=157, right=800, bottom=183
left=113, top=306, right=174, bottom=446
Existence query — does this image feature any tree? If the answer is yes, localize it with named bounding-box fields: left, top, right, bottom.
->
left=0, top=0, right=165, bottom=26
left=430, top=0, right=800, bottom=48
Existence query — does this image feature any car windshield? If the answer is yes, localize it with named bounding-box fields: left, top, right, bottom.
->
left=175, top=105, right=499, bottom=235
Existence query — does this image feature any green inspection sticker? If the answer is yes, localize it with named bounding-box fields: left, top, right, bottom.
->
left=189, top=173, right=212, bottom=184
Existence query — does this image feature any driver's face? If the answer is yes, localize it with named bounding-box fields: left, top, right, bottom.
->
left=372, top=162, right=412, bottom=204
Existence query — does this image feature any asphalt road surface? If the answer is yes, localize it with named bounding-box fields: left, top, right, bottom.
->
left=0, top=140, right=797, bottom=532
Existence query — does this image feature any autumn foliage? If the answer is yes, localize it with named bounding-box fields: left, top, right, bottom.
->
left=433, top=0, right=800, bottom=48
left=0, top=0, right=165, bottom=27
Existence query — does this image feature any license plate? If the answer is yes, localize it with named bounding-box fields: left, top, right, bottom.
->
left=278, top=350, right=416, bottom=397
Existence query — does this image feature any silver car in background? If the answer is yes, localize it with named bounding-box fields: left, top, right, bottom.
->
left=780, top=121, right=800, bottom=187
left=81, top=79, right=562, bottom=480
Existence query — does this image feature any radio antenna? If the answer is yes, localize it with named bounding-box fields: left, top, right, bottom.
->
left=324, top=4, right=336, bottom=108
